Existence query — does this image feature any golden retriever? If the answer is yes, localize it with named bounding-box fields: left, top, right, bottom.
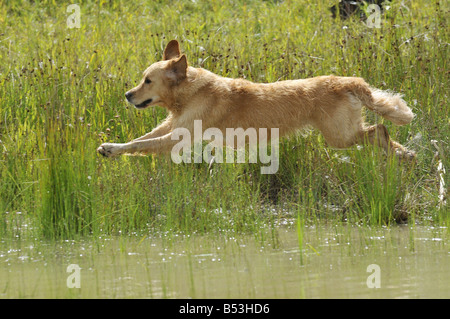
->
left=97, top=40, right=415, bottom=161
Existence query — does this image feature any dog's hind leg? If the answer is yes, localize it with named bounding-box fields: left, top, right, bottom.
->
left=313, top=100, right=364, bottom=150
left=357, top=124, right=416, bottom=160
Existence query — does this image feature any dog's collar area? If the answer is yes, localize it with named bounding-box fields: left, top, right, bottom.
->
left=135, top=99, right=153, bottom=109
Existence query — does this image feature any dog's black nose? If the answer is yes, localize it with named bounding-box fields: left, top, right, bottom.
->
left=125, top=91, right=133, bottom=101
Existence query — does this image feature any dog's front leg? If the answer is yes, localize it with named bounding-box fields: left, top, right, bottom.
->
left=133, top=116, right=173, bottom=142
left=97, top=132, right=176, bottom=157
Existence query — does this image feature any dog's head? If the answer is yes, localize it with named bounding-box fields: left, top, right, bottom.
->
left=125, top=40, right=188, bottom=109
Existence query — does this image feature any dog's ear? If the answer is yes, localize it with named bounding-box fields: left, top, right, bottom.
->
left=166, top=54, right=188, bottom=83
left=163, top=40, right=181, bottom=60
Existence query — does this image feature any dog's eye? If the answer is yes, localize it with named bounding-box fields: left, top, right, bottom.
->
left=145, top=78, right=152, bottom=84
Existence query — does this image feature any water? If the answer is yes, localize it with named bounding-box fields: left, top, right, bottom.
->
left=0, top=224, right=448, bottom=298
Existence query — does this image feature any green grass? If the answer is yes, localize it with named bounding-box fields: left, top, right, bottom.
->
left=0, top=0, right=448, bottom=239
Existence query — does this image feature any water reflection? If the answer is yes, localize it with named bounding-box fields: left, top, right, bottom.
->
left=0, top=224, right=448, bottom=298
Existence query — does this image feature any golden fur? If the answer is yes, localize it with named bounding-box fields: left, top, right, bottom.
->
left=97, top=40, right=415, bottom=159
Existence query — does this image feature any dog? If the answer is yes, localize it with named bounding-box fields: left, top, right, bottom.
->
left=97, top=39, right=415, bottom=161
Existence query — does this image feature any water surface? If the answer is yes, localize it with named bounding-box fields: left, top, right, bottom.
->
left=0, top=224, right=448, bottom=298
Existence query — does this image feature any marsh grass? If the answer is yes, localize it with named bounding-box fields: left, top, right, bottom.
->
left=0, top=0, right=448, bottom=239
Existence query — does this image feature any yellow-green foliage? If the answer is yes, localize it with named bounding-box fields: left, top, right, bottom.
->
left=0, top=0, right=448, bottom=238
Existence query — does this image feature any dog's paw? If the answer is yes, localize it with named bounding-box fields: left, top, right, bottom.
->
left=97, top=143, right=122, bottom=157
left=395, top=149, right=416, bottom=162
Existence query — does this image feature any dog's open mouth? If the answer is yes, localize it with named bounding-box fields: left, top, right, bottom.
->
left=135, top=99, right=153, bottom=109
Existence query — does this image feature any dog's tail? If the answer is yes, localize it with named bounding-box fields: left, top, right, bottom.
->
left=350, top=81, right=415, bottom=125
